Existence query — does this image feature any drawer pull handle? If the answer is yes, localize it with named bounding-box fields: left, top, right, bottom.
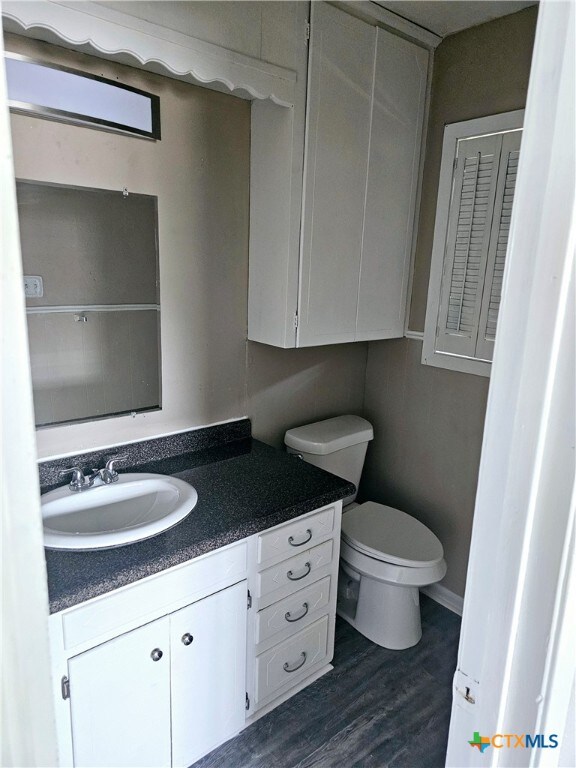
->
left=283, top=652, right=307, bottom=673
left=150, top=648, right=163, bottom=662
left=287, top=562, right=311, bottom=581
left=288, top=529, right=312, bottom=547
left=285, top=602, right=309, bottom=623
left=181, top=633, right=194, bottom=646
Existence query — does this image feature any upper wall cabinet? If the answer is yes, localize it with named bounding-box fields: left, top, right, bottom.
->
left=248, top=2, right=429, bottom=348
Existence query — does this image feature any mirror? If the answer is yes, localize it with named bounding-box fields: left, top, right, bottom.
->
left=17, top=180, right=161, bottom=427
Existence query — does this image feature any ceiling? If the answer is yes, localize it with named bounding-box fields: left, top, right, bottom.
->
left=374, top=1, right=537, bottom=37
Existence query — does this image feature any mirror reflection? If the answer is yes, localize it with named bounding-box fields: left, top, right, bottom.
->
left=17, top=180, right=161, bottom=427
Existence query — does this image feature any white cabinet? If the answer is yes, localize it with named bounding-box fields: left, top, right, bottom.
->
left=356, top=28, right=429, bottom=341
left=68, top=617, right=172, bottom=768
left=50, top=505, right=343, bottom=765
left=170, top=584, right=247, bottom=767
left=254, top=615, right=330, bottom=703
left=299, top=5, right=374, bottom=344
left=245, top=502, right=342, bottom=720
left=65, top=582, right=246, bottom=768
left=248, top=2, right=429, bottom=348
left=50, top=542, right=248, bottom=768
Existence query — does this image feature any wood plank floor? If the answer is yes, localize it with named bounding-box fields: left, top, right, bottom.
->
left=192, top=595, right=461, bottom=768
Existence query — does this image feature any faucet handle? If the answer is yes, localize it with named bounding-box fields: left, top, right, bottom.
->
left=104, top=455, right=128, bottom=480
left=59, top=467, right=92, bottom=492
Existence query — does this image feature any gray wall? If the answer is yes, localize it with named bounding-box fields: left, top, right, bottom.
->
left=409, top=6, right=538, bottom=331
left=247, top=342, right=368, bottom=448
left=7, top=33, right=368, bottom=458
left=362, top=338, right=488, bottom=596
left=362, top=8, right=537, bottom=598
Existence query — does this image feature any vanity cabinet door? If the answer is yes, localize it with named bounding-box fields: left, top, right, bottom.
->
left=170, top=580, right=247, bottom=768
left=67, top=616, right=171, bottom=768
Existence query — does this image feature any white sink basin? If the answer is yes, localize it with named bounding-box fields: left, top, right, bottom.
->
left=42, top=473, right=198, bottom=550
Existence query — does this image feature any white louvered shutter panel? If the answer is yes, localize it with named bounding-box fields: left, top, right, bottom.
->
left=435, top=133, right=502, bottom=358
left=476, top=130, right=522, bottom=361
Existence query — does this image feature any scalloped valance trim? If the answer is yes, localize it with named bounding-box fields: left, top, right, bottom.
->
left=2, top=0, right=297, bottom=107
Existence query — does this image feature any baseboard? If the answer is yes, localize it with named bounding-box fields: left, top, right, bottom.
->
left=421, top=583, right=463, bottom=616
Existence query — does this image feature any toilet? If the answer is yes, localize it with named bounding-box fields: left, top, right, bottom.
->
left=284, top=415, right=447, bottom=650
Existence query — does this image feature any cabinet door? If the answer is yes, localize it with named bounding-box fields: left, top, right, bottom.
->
left=298, top=2, right=376, bottom=346
left=170, top=581, right=247, bottom=767
left=356, top=29, right=428, bottom=340
left=68, top=617, right=171, bottom=768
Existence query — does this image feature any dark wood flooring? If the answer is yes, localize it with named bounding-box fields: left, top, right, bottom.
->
left=192, top=595, right=461, bottom=768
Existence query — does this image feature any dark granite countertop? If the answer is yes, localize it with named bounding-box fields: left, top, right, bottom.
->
left=45, top=438, right=354, bottom=613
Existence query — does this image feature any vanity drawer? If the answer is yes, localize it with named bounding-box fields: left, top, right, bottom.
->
left=257, top=505, right=335, bottom=565
left=257, top=540, right=333, bottom=600
left=256, top=576, right=331, bottom=645
left=61, top=542, right=247, bottom=650
left=255, top=615, right=329, bottom=703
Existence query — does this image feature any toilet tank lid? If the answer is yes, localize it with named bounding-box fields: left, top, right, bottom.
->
left=284, top=415, right=374, bottom=455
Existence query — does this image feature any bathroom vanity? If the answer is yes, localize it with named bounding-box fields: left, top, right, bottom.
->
left=42, top=421, right=351, bottom=767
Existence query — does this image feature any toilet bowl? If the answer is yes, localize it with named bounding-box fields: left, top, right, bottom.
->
left=338, top=501, right=446, bottom=649
left=284, top=415, right=447, bottom=650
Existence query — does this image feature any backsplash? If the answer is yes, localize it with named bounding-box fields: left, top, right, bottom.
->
left=39, top=418, right=251, bottom=491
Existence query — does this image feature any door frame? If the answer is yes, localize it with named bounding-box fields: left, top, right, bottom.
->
left=0, top=19, right=58, bottom=766
left=446, top=0, right=575, bottom=764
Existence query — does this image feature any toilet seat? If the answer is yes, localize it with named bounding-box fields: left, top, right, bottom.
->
left=341, top=501, right=444, bottom=568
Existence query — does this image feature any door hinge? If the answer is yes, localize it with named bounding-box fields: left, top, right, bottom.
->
left=247, top=589, right=252, bottom=610
left=294, top=312, right=299, bottom=329
left=245, top=692, right=250, bottom=711
left=61, top=675, right=70, bottom=700
left=453, top=156, right=459, bottom=173
left=305, top=20, right=310, bottom=44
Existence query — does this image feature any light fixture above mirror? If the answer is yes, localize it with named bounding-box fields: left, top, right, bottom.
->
left=5, top=52, right=161, bottom=139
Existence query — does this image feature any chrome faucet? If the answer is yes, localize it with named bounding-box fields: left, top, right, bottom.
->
left=58, top=467, right=96, bottom=493
left=59, top=455, right=128, bottom=492
left=96, top=456, right=128, bottom=484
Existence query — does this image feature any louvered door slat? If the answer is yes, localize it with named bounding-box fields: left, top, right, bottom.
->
left=476, top=131, right=522, bottom=361
left=422, top=109, right=524, bottom=376
left=434, top=133, right=503, bottom=357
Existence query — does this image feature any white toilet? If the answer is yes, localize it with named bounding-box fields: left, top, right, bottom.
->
left=284, top=415, right=447, bottom=650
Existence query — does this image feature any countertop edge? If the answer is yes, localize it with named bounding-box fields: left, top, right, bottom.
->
left=47, top=482, right=353, bottom=614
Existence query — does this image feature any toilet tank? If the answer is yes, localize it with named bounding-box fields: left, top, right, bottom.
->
left=284, top=416, right=374, bottom=506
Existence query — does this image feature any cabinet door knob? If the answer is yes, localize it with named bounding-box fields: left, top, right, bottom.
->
left=150, top=648, right=163, bottom=661
left=181, top=633, right=194, bottom=646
